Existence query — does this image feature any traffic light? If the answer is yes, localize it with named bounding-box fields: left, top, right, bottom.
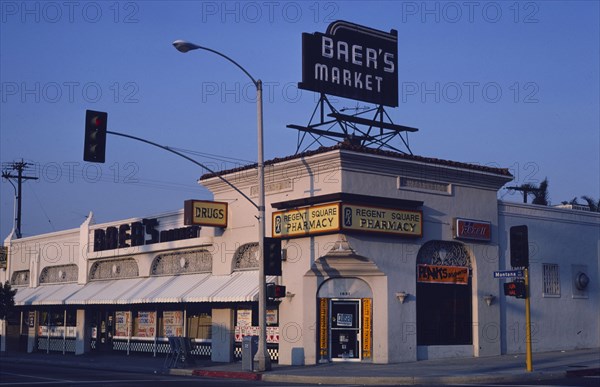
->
left=84, top=110, right=107, bottom=163
left=504, top=281, right=527, bottom=299
left=266, top=283, right=286, bottom=300
left=510, top=225, right=529, bottom=268
left=264, top=237, right=282, bottom=276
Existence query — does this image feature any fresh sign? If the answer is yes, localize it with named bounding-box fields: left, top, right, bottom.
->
left=454, top=218, right=491, bottom=241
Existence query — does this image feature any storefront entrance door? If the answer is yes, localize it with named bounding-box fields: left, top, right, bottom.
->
left=330, top=300, right=360, bottom=360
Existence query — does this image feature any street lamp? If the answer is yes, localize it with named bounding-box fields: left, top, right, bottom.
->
left=173, top=40, right=270, bottom=372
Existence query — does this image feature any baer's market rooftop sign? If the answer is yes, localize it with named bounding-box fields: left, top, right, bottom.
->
left=299, top=20, right=399, bottom=107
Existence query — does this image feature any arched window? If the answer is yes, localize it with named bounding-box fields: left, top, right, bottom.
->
left=89, top=258, right=139, bottom=280
left=39, top=264, right=78, bottom=283
left=151, top=249, right=212, bottom=275
left=11, top=270, right=29, bottom=286
left=233, top=243, right=259, bottom=270
left=416, top=241, right=472, bottom=346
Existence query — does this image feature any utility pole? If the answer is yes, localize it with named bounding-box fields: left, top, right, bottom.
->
left=506, top=186, right=542, bottom=204
left=1, top=160, right=38, bottom=238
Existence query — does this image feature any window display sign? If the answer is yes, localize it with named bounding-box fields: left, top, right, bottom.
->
left=136, top=311, right=156, bottom=337
left=341, top=204, right=422, bottom=237
left=163, top=311, right=184, bottom=337
left=319, top=298, right=328, bottom=357
left=266, top=309, right=278, bottom=325
left=234, top=326, right=279, bottom=343
left=362, top=298, right=372, bottom=359
left=417, top=264, right=469, bottom=285
left=237, top=309, right=252, bottom=327
left=299, top=20, right=399, bottom=107
left=115, top=311, right=131, bottom=337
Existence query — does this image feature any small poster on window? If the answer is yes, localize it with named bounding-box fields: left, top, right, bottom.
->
left=237, top=309, right=252, bottom=327
left=163, top=311, right=184, bottom=337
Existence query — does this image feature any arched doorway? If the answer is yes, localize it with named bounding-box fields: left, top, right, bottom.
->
left=416, top=241, right=473, bottom=347
left=317, top=277, right=373, bottom=362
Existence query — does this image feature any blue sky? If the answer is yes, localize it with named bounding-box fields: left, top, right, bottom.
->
left=1, top=1, right=599, bottom=238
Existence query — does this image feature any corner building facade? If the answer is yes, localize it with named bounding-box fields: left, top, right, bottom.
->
left=3, top=143, right=599, bottom=364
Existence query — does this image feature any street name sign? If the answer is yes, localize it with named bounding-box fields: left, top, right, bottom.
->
left=494, top=270, right=524, bottom=279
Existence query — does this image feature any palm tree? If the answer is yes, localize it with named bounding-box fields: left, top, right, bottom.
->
left=561, top=197, right=579, bottom=205
left=508, top=178, right=549, bottom=205
left=531, top=178, right=549, bottom=205
left=581, top=196, right=600, bottom=212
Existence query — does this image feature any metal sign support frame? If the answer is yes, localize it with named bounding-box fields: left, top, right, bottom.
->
left=288, top=94, right=417, bottom=155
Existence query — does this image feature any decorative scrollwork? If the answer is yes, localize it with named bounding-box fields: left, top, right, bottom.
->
left=11, top=270, right=29, bottom=286
left=150, top=249, right=212, bottom=276
left=89, top=258, right=139, bottom=280
left=417, top=240, right=472, bottom=269
left=233, top=243, right=259, bottom=270
left=39, top=264, right=78, bottom=283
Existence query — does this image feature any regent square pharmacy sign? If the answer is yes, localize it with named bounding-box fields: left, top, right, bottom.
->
left=299, top=20, right=399, bottom=107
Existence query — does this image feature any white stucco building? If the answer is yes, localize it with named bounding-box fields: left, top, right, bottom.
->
left=2, top=143, right=599, bottom=364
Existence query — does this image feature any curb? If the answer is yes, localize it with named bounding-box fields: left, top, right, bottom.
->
left=566, top=367, right=600, bottom=377
left=260, top=370, right=569, bottom=385
left=192, top=369, right=261, bottom=381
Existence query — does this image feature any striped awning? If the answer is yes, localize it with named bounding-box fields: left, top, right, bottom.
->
left=14, top=271, right=273, bottom=306
left=15, top=283, right=84, bottom=306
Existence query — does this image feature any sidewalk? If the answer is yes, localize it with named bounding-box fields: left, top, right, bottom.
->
left=1, top=347, right=599, bottom=385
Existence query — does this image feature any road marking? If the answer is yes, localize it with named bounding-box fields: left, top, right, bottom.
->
left=0, top=371, right=72, bottom=382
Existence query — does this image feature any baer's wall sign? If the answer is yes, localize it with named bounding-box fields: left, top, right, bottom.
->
left=93, top=218, right=199, bottom=252
left=299, top=20, right=399, bottom=107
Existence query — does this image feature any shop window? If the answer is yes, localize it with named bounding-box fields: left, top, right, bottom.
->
left=416, top=241, right=473, bottom=346
left=417, top=282, right=472, bottom=345
left=37, top=310, right=77, bottom=338
left=187, top=313, right=212, bottom=340
left=542, top=263, right=560, bottom=297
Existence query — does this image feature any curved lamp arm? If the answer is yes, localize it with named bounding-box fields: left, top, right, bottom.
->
left=173, top=40, right=258, bottom=87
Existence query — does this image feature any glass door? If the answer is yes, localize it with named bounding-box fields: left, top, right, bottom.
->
left=330, top=300, right=361, bottom=360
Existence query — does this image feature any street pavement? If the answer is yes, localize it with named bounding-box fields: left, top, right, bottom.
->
left=1, top=347, right=598, bottom=385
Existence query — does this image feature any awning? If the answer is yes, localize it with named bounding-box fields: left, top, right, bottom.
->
left=15, top=283, right=84, bottom=306
left=183, top=271, right=276, bottom=303
left=15, top=271, right=272, bottom=306
left=117, top=273, right=211, bottom=304
left=66, top=278, right=146, bottom=305
left=36, top=283, right=85, bottom=305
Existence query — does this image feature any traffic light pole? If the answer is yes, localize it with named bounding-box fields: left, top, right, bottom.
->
left=524, top=268, right=533, bottom=372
